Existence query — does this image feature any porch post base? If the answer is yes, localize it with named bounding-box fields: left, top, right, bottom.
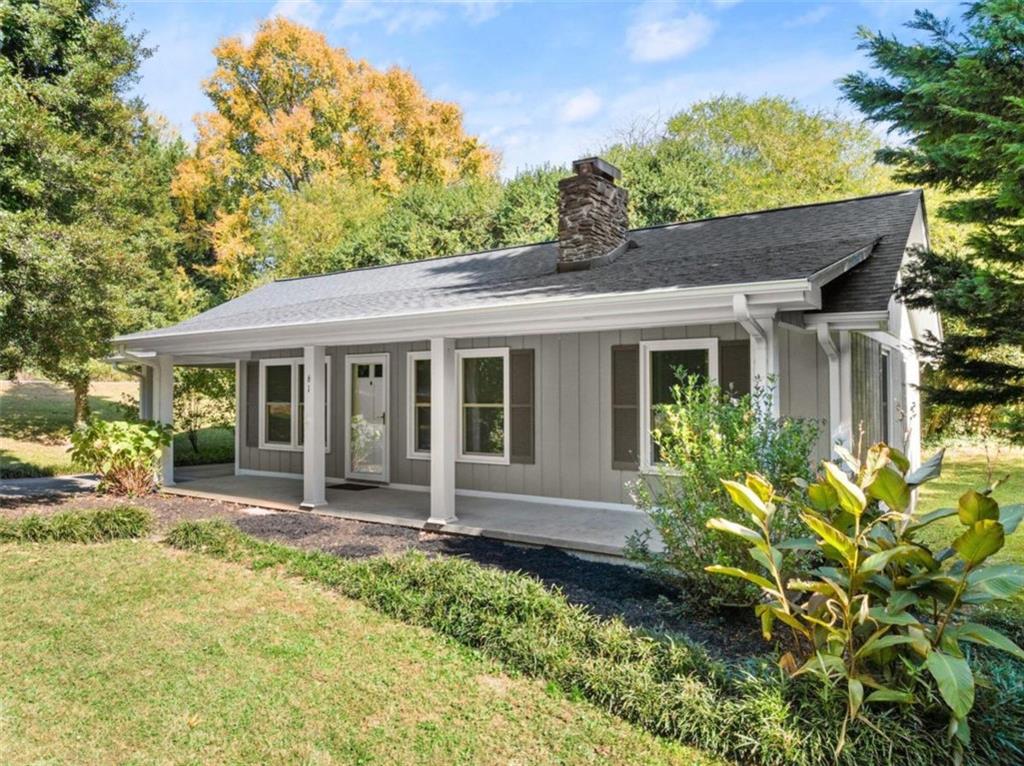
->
left=299, top=501, right=328, bottom=511
left=425, top=516, right=457, bottom=530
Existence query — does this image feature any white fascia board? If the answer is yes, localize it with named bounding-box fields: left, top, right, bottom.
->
left=804, top=311, right=890, bottom=331
left=118, top=278, right=817, bottom=355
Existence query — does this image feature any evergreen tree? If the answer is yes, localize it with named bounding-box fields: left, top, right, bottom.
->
left=842, top=1, right=1024, bottom=436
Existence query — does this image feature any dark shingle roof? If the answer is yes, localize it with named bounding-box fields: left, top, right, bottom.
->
left=122, top=189, right=921, bottom=340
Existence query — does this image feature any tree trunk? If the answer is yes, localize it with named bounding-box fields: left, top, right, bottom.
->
left=73, top=380, right=90, bottom=425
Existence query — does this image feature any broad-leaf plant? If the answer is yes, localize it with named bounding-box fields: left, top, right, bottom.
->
left=707, top=443, right=1024, bottom=758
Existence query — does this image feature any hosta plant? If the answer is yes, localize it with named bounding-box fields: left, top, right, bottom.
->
left=707, top=443, right=1024, bottom=759
left=70, top=416, right=173, bottom=495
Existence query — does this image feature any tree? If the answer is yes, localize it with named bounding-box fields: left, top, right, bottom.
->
left=173, top=17, right=496, bottom=291
left=0, top=0, right=184, bottom=422
left=597, top=96, right=895, bottom=230
left=175, top=367, right=235, bottom=455
left=490, top=165, right=567, bottom=245
left=841, top=1, right=1024, bottom=438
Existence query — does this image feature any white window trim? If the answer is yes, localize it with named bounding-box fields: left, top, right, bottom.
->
left=639, top=338, right=719, bottom=473
left=344, top=352, right=390, bottom=483
left=258, top=356, right=332, bottom=452
left=456, top=347, right=510, bottom=465
left=406, top=350, right=431, bottom=460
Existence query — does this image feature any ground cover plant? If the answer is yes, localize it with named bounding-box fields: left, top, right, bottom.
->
left=166, top=519, right=1024, bottom=766
left=628, top=378, right=819, bottom=604
left=69, top=416, right=173, bottom=495
left=0, top=505, right=151, bottom=543
left=0, top=540, right=715, bottom=766
left=709, top=443, right=1024, bottom=761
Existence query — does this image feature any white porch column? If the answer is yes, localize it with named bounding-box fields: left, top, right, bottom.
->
left=816, top=324, right=847, bottom=452
left=300, top=344, right=327, bottom=510
left=154, top=355, right=175, bottom=487
left=428, top=336, right=457, bottom=525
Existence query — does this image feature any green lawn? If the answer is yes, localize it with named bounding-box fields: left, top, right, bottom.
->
left=916, top=443, right=1024, bottom=562
left=0, top=541, right=718, bottom=766
left=0, top=379, right=233, bottom=477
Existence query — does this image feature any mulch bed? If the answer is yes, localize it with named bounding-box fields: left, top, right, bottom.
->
left=0, top=488, right=766, bottom=659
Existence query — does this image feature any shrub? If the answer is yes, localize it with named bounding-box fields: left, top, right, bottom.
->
left=69, top=416, right=172, bottom=495
left=0, top=506, right=152, bottom=543
left=627, top=377, right=819, bottom=603
left=165, top=519, right=1024, bottom=766
left=708, top=443, right=1024, bottom=760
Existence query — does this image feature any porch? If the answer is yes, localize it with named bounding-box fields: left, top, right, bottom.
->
left=167, top=469, right=657, bottom=558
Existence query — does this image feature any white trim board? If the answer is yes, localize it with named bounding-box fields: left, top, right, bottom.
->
left=638, top=338, right=719, bottom=473
left=257, top=356, right=332, bottom=452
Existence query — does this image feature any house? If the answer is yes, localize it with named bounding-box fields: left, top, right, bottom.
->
left=114, top=157, right=939, bottom=550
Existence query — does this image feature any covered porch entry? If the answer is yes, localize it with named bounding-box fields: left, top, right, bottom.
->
left=167, top=469, right=655, bottom=557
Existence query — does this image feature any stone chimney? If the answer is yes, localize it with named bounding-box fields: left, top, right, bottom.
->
left=557, top=157, right=629, bottom=272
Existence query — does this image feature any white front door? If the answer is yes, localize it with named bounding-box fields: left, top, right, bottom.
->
left=344, top=354, right=389, bottom=482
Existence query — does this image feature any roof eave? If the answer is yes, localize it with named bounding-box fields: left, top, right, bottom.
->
left=116, top=277, right=822, bottom=355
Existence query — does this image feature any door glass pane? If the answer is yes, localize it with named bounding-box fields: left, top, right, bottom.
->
left=463, top=406, right=504, bottom=455
left=350, top=360, right=385, bottom=476
left=650, top=348, right=709, bottom=463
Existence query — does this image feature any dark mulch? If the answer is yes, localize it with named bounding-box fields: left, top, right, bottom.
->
left=1, top=489, right=766, bottom=659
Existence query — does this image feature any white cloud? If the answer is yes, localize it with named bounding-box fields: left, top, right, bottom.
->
left=559, top=89, right=603, bottom=124
left=784, top=5, right=832, bottom=28
left=330, top=0, right=504, bottom=34
left=626, top=4, right=715, bottom=63
left=268, top=0, right=325, bottom=27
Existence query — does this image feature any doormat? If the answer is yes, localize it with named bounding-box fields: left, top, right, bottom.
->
left=327, top=482, right=378, bottom=491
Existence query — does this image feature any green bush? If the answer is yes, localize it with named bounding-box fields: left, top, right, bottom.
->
left=0, top=506, right=152, bottom=543
left=627, top=378, right=819, bottom=603
left=708, top=443, right=1024, bottom=759
left=165, top=519, right=1024, bottom=766
left=69, top=416, right=172, bottom=495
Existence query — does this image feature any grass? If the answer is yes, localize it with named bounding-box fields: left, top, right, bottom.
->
left=916, top=443, right=1024, bottom=562
left=0, top=541, right=718, bottom=766
left=0, top=379, right=234, bottom=478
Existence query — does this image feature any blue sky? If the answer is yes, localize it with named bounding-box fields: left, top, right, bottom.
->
left=125, top=1, right=954, bottom=176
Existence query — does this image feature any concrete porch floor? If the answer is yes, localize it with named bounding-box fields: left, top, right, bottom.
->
left=165, top=472, right=657, bottom=558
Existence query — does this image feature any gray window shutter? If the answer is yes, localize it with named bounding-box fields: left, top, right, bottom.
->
left=719, top=339, right=751, bottom=396
left=509, top=348, right=535, bottom=464
left=611, top=344, right=639, bottom=470
left=245, top=361, right=259, bottom=448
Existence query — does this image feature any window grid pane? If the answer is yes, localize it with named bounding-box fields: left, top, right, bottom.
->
left=649, top=347, right=710, bottom=464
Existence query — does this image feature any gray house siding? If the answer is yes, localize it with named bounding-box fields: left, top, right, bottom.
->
left=777, top=324, right=832, bottom=461
left=238, top=321, right=838, bottom=505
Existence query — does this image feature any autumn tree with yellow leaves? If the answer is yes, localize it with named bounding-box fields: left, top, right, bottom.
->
left=173, top=17, right=496, bottom=292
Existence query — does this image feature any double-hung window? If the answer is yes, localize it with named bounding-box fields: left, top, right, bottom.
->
left=639, top=339, right=718, bottom=471
left=406, top=351, right=432, bottom=458
left=408, top=347, right=522, bottom=465
left=258, top=357, right=331, bottom=451
left=457, top=348, right=509, bottom=464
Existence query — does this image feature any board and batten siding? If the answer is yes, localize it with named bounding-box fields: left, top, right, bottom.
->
left=239, top=322, right=829, bottom=505
left=776, top=324, right=832, bottom=462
